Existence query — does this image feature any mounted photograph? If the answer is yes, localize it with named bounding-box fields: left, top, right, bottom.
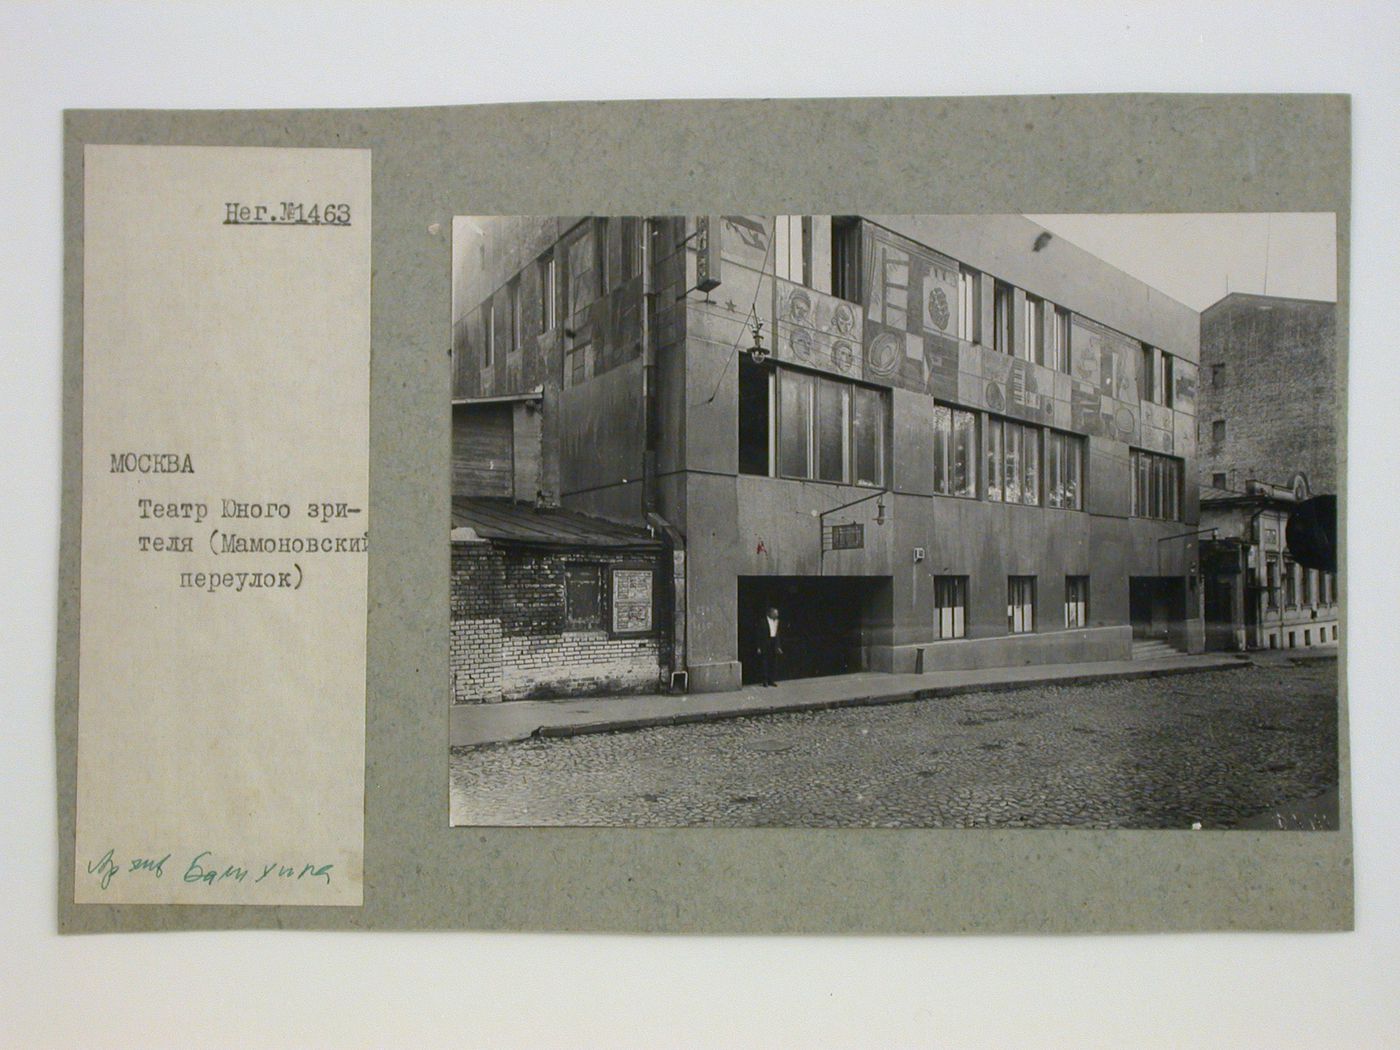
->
left=447, top=213, right=1340, bottom=830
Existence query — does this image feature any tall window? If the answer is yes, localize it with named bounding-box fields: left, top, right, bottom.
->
left=621, top=217, right=643, bottom=281
left=595, top=218, right=610, bottom=291
left=773, top=365, right=886, bottom=487
left=738, top=357, right=771, bottom=476
left=1044, top=430, right=1084, bottom=509
left=1065, top=576, right=1089, bottom=628
left=931, top=404, right=978, bottom=498
left=1284, top=559, right=1298, bottom=607
left=831, top=217, right=861, bottom=302
left=539, top=253, right=556, bottom=332
left=1157, top=352, right=1173, bottom=407
left=935, top=576, right=968, bottom=639
left=1265, top=557, right=1280, bottom=609
left=484, top=296, right=495, bottom=368
left=986, top=417, right=1040, bottom=506
left=993, top=280, right=1014, bottom=354
left=775, top=215, right=812, bottom=285
left=1047, top=304, right=1071, bottom=372
left=1008, top=577, right=1036, bottom=634
left=1140, top=344, right=1155, bottom=402
left=1021, top=294, right=1044, bottom=363
left=1303, top=568, right=1316, bottom=606
left=507, top=276, right=521, bottom=353
left=958, top=266, right=981, bottom=343
left=565, top=224, right=597, bottom=322
left=1130, top=449, right=1182, bottom=521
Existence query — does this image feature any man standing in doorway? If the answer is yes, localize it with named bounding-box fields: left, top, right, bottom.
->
left=761, top=606, right=783, bottom=687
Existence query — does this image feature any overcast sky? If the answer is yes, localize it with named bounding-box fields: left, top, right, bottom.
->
left=1025, top=213, right=1337, bottom=312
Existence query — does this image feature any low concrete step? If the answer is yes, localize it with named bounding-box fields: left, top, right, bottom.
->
left=1132, top=639, right=1183, bottom=660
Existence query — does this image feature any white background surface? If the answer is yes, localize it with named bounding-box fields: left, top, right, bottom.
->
left=3, top=3, right=1398, bottom=1046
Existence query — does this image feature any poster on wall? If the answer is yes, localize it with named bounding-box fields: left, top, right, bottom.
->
left=611, top=567, right=654, bottom=634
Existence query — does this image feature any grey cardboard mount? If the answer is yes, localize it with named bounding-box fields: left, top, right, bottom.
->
left=58, top=96, right=1351, bottom=934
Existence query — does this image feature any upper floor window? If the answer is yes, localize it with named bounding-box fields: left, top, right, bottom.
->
left=1139, top=343, right=1155, bottom=402
left=507, top=276, right=521, bottom=354
left=993, top=280, right=1014, bottom=354
left=1021, top=294, right=1044, bottom=363
left=621, top=217, right=643, bottom=281
left=1130, top=449, right=1182, bottom=521
left=958, top=266, right=981, bottom=343
left=831, top=217, right=861, bottom=302
left=1044, top=430, right=1085, bottom=510
left=1158, top=352, right=1174, bottom=407
left=775, top=215, right=812, bottom=286
left=1212, top=419, right=1226, bottom=444
left=539, top=252, right=556, bottom=332
left=1048, top=305, right=1071, bottom=373
left=565, top=224, right=598, bottom=323
left=766, top=364, right=887, bottom=487
left=986, top=417, right=1040, bottom=506
left=484, top=296, right=496, bottom=368
left=931, top=404, right=977, bottom=498
left=595, top=218, right=610, bottom=291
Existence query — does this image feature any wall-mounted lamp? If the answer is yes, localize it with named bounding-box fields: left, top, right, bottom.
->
left=747, top=318, right=769, bottom=364
left=875, top=495, right=886, bottom=526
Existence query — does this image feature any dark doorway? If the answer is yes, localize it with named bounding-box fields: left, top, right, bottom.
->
left=1129, top=576, right=1187, bottom=642
left=737, top=575, right=890, bottom=684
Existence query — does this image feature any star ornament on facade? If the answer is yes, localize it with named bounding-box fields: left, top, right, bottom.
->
left=724, top=298, right=738, bottom=313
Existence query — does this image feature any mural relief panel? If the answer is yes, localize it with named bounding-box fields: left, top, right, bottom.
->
left=1173, top=358, right=1199, bottom=415
left=774, top=278, right=865, bottom=381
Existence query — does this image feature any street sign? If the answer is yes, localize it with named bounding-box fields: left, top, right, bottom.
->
left=828, top=523, right=864, bottom=550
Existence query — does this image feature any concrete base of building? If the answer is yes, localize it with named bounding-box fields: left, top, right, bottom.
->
left=870, top=625, right=1133, bottom=674
left=686, top=659, right=743, bottom=693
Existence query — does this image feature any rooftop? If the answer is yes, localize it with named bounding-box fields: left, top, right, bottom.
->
left=451, top=497, right=661, bottom=551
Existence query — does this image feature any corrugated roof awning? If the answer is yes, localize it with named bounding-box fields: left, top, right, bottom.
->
left=450, top=497, right=662, bottom=551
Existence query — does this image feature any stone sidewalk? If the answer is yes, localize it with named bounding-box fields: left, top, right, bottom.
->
left=450, top=651, right=1251, bottom=748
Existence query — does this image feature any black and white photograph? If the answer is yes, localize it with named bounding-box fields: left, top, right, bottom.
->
left=447, top=212, right=1340, bottom=830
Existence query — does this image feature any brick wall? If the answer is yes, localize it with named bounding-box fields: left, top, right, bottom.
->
left=450, top=540, right=665, bottom=703
left=1198, top=295, right=1337, bottom=494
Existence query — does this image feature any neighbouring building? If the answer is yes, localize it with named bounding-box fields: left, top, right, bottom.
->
left=452, top=215, right=1206, bottom=698
left=1197, top=293, right=1338, bottom=496
left=1198, top=479, right=1339, bottom=652
left=1196, top=292, right=1340, bottom=651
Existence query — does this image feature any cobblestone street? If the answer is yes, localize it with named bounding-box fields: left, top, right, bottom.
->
left=449, top=659, right=1339, bottom=829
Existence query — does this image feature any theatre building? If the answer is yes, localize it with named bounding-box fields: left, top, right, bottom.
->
left=451, top=215, right=1204, bottom=697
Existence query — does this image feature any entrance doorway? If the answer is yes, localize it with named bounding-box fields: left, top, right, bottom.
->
left=1128, top=576, right=1187, bottom=642
left=737, top=575, right=890, bottom=684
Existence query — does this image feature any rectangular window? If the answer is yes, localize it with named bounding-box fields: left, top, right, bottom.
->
left=1140, top=343, right=1155, bottom=402
left=1265, top=557, right=1280, bottom=610
left=564, top=564, right=604, bottom=630
left=931, top=404, right=978, bottom=498
left=851, top=384, right=885, bottom=487
left=507, top=277, right=520, bottom=353
left=831, top=217, right=861, bottom=302
left=1212, top=364, right=1226, bottom=388
left=1212, top=472, right=1228, bottom=489
left=621, top=217, right=643, bottom=281
left=595, top=218, right=610, bottom=292
left=986, top=417, right=1040, bottom=506
left=1322, top=572, right=1333, bottom=605
left=1008, top=576, right=1036, bottom=634
left=777, top=368, right=813, bottom=479
left=1048, top=304, right=1071, bottom=372
left=1022, top=294, right=1044, bottom=363
left=815, top=377, right=849, bottom=483
left=1065, top=576, right=1089, bottom=628
left=565, top=224, right=597, bottom=320
left=1284, top=560, right=1298, bottom=607
left=958, top=266, right=982, bottom=343
left=484, top=297, right=495, bottom=368
left=1212, top=419, right=1226, bottom=444
left=1129, top=449, right=1183, bottom=521
left=935, top=576, right=968, bottom=639
left=539, top=253, right=556, bottom=331
left=1045, top=430, right=1084, bottom=509
left=775, top=215, right=812, bottom=286
left=993, top=280, right=1014, bottom=354
left=738, top=357, right=771, bottom=476
left=1160, top=353, right=1174, bottom=408
left=773, top=365, right=886, bottom=486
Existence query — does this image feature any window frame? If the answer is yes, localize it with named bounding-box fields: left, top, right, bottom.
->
left=993, top=280, right=1014, bottom=355
left=986, top=415, right=1042, bottom=506
left=931, top=403, right=978, bottom=499
left=1044, top=429, right=1085, bottom=510
left=771, top=363, right=887, bottom=488
left=1008, top=576, right=1036, bottom=634
left=1129, top=448, right=1183, bottom=521
left=934, top=575, right=969, bottom=640
left=958, top=266, right=982, bottom=344
left=1065, top=575, right=1090, bottom=628
left=563, top=563, right=605, bottom=631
